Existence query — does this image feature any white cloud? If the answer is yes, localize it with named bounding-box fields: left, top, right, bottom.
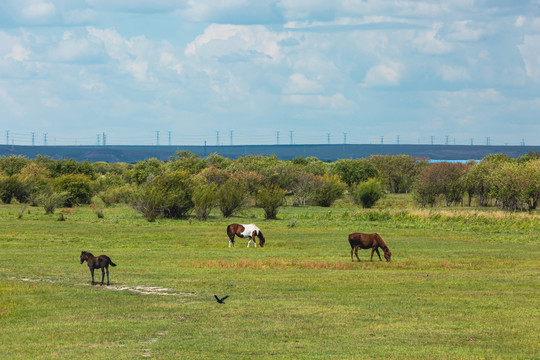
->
left=185, top=24, right=286, bottom=62
left=412, top=24, right=453, bottom=54
left=5, top=44, right=31, bottom=62
left=0, top=87, right=25, bottom=117
left=445, top=20, right=486, bottom=42
left=518, top=35, right=540, bottom=82
left=282, top=93, right=354, bottom=110
left=362, top=62, right=403, bottom=87
left=21, top=1, right=56, bottom=23
left=284, top=73, right=323, bottom=94
left=439, top=65, right=471, bottom=82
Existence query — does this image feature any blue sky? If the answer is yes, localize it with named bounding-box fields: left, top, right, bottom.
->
left=0, top=0, right=539, bottom=146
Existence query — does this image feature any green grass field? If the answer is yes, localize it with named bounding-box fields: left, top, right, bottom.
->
left=1, top=197, right=539, bottom=359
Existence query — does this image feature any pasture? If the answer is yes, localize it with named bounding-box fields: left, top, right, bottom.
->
left=0, top=196, right=539, bottom=359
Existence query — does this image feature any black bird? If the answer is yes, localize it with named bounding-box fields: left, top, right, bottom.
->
left=214, top=295, right=229, bottom=304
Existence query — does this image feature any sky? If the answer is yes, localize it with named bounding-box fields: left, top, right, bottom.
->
left=0, top=0, right=540, bottom=146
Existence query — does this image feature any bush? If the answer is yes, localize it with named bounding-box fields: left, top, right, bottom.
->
left=311, top=174, right=347, bottom=207
left=256, top=184, right=285, bottom=219
left=131, top=182, right=166, bottom=222
left=351, top=179, right=384, bottom=208
left=91, top=196, right=105, bottom=218
left=217, top=179, right=246, bottom=218
left=0, top=175, right=29, bottom=204
left=331, top=159, right=378, bottom=187
left=54, top=174, right=94, bottom=207
left=39, top=191, right=68, bottom=214
left=98, top=184, right=135, bottom=206
left=192, top=183, right=217, bottom=220
left=154, top=171, right=195, bottom=219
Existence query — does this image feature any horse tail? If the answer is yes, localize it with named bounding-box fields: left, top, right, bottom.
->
left=226, top=225, right=233, bottom=240
left=109, top=259, right=117, bottom=267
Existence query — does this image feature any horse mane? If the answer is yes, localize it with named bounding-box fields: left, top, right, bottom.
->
left=375, top=234, right=388, bottom=250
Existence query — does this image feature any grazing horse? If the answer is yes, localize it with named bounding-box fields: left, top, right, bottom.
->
left=80, top=251, right=117, bottom=285
left=348, top=233, right=392, bottom=262
left=226, top=223, right=265, bottom=248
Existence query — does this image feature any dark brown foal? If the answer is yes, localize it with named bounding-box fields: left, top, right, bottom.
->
left=80, top=251, right=117, bottom=285
left=348, top=233, right=392, bottom=262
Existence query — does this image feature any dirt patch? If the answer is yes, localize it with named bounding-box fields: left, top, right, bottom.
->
left=11, top=277, right=58, bottom=283
left=87, top=284, right=195, bottom=296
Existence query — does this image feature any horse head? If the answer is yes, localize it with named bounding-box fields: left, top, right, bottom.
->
left=80, top=251, right=90, bottom=264
left=383, top=247, right=392, bottom=262
left=257, top=231, right=265, bottom=248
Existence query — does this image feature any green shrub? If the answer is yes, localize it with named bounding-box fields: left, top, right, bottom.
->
left=192, top=183, right=217, bottom=221
left=39, top=191, right=68, bottom=214
left=311, top=174, right=347, bottom=207
left=98, top=184, right=135, bottom=205
left=131, top=183, right=165, bottom=222
left=217, top=179, right=246, bottom=218
left=256, top=184, right=285, bottom=219
left=91, top=196, right=105, bottom=218
left=54, top=174, right=94, bottom=207
left=351, top=179, right=384, bottom=208
left=0, top=175, right=29, bottom=204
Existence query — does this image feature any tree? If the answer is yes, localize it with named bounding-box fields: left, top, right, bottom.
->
left=256, top=184, right=285, bottom=219
left=131, top=158, right=163, bottom=185
left=217, top=178, right=246, bottom=217
left=192, top=182, right=217, bottom=220
left=330, top=159, right=378, bottom=187
left=368, top=155, right=426, bottom=193
left=311, top=174, right=347, bottom=207
left=54, top=174, right=94, bottom=207
left=351, top=179, right=384, bottom=208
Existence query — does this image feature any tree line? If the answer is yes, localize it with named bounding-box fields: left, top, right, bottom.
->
left=0, top=151, right=538, bottom=221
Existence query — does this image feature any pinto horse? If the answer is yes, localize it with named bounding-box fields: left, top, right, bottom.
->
left=348, top=233, right=392, bottom=262
left=226, top=224, right=265, bottom=248
left=80, top=251, right=117, bottom=285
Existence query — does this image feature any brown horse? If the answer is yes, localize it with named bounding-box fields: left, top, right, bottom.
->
left=348, top=233, right=392, bottom=262
left=226, top=223, right=265, bottom=248
left=80, top=251, right=117, bottom=285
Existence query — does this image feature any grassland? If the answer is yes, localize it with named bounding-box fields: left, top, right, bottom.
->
left=1, top=195, right=539, bottom=359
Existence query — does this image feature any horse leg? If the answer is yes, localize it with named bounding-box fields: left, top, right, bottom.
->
left=90, top=268, right=95, bottom=285
left=247, top=237, right=252, bottom=248
left=252, top=231, right=257, bottom=248
left=354, top=247, right=361, bottom=262
left=375, top=248, right=382, bottom=261
left=106, top=266, right=110, bottom=285
left=370, top=248, right=375, bottom=262
left=350, top=247, right=354, bottom=262
left=100, top=268, right=105, bottom=286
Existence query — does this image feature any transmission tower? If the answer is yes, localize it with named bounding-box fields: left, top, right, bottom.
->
left=290, top=131, right=293, bottom=145
left=276, top=131, right=280, bottom=145
left=156, top=131, right=160, bottom=146
left=168, top=131, right=172, bottom=146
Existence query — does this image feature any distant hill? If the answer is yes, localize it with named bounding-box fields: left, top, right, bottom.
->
left=0, top=144, right=538, bottom=163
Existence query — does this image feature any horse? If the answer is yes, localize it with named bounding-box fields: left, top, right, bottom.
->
left=348, top=233, right=392, bottom=262
left=80, top=251, right=117, bottom=285
left=226, top=223, right=265, bottom=248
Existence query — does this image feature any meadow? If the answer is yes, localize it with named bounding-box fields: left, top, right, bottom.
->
left=0, top=195, right=539, bottom=359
